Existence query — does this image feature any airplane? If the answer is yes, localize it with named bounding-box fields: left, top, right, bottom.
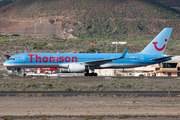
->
left=3, top=28, right=173, bottom=76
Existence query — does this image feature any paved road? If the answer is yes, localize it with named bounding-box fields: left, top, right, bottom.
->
left=0, top=91, right=180, bottom=96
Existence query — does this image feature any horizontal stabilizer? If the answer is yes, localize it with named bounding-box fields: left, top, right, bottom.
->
left=150, top=56, right=173, bottom=61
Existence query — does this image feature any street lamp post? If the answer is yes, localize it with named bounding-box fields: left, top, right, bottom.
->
left=35, top=19, right=36, bottom=35
left=34, top=19, right=41, bottom=36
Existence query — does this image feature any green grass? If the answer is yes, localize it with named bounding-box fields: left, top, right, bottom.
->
left=0, top=77, right=180, bottom=91
left=1, top=34, right=180, bottom=54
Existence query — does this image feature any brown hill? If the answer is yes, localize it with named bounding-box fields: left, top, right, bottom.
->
left=1, top=0, right=180, bottom=55
left=0, top=0, right=180, bottom=39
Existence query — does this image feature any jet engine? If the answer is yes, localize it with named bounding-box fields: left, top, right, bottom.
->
left=60, top=64, right=87, bottom=73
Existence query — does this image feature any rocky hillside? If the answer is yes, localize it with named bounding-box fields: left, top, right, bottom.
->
left=0, top=0, right=180, bottom=39
left=157, top=0, right=180, bottom=12
left=1, top=0, right=180, bottom=55
left=0, top=0, right=16, bottom=8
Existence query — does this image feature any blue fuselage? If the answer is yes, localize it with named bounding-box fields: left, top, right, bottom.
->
left=3, top=53, right=171, bottom=69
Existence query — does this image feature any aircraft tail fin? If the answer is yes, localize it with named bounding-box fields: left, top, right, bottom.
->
left=140, top=28, right=173, bottom=55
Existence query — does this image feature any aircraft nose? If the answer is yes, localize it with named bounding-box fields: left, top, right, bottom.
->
left=3, top=61, right=8, bottom=66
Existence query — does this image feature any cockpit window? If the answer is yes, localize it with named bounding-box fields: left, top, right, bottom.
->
left=9, top=58, right=15, bottom=60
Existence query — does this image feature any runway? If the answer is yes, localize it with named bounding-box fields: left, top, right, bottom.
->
left=0, top=91, right=180, bottom=96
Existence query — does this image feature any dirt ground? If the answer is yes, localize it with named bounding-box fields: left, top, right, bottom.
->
left=0, top=77, right=180, bottom=119
left=0, top=117, right=180, bottom=120
left=0, top=96, right=180, bottom=117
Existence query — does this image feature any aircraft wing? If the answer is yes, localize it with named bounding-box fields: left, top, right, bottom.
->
left=150, top=56, right=173, bottom=61
left=81, top=49, right=128, bottom=66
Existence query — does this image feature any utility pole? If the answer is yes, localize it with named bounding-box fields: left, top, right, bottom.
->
left=24, top=45, right=26, bottom=53
left=0, top=28, right=2, bottom=36
left=35, top=19, right=36, bottom=35
left=34, top=19, right=41, bottom=36
left=116, top=40, right=117, bottom=53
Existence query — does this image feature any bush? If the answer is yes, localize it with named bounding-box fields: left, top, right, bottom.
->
left=86, top=47, right=99, bottom=53
left=46, top=46, right=52, bottom=50
left=33, top=46, right=42, bottom=49
left=26, top=83, right=38, bottom=88
left=45, top=83, right=53, bottom=88
left=49, top=19, right=55, bottom=24
left=11, top=34, right=21, bottom=36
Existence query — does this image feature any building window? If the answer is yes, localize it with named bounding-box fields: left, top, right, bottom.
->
left=162, top=63, right=177, bottom=68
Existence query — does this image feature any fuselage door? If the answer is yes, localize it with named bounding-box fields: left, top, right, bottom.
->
left=140, top=55, right=144, bottom=63
left=21, top=55, right=25, bottom=63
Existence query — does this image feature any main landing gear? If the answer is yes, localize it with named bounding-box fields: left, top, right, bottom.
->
left=84, top=69, right=98, bottom=76
left=84, top=72, right=98, bottom=76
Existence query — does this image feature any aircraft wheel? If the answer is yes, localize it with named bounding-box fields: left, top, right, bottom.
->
left=89, top=73, right=94, bottom=76
left=23, top=73, right=27, bottom=77
left=84, top=73, right=89, bottom=76
left=93, top=73, right=98, bottom=76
